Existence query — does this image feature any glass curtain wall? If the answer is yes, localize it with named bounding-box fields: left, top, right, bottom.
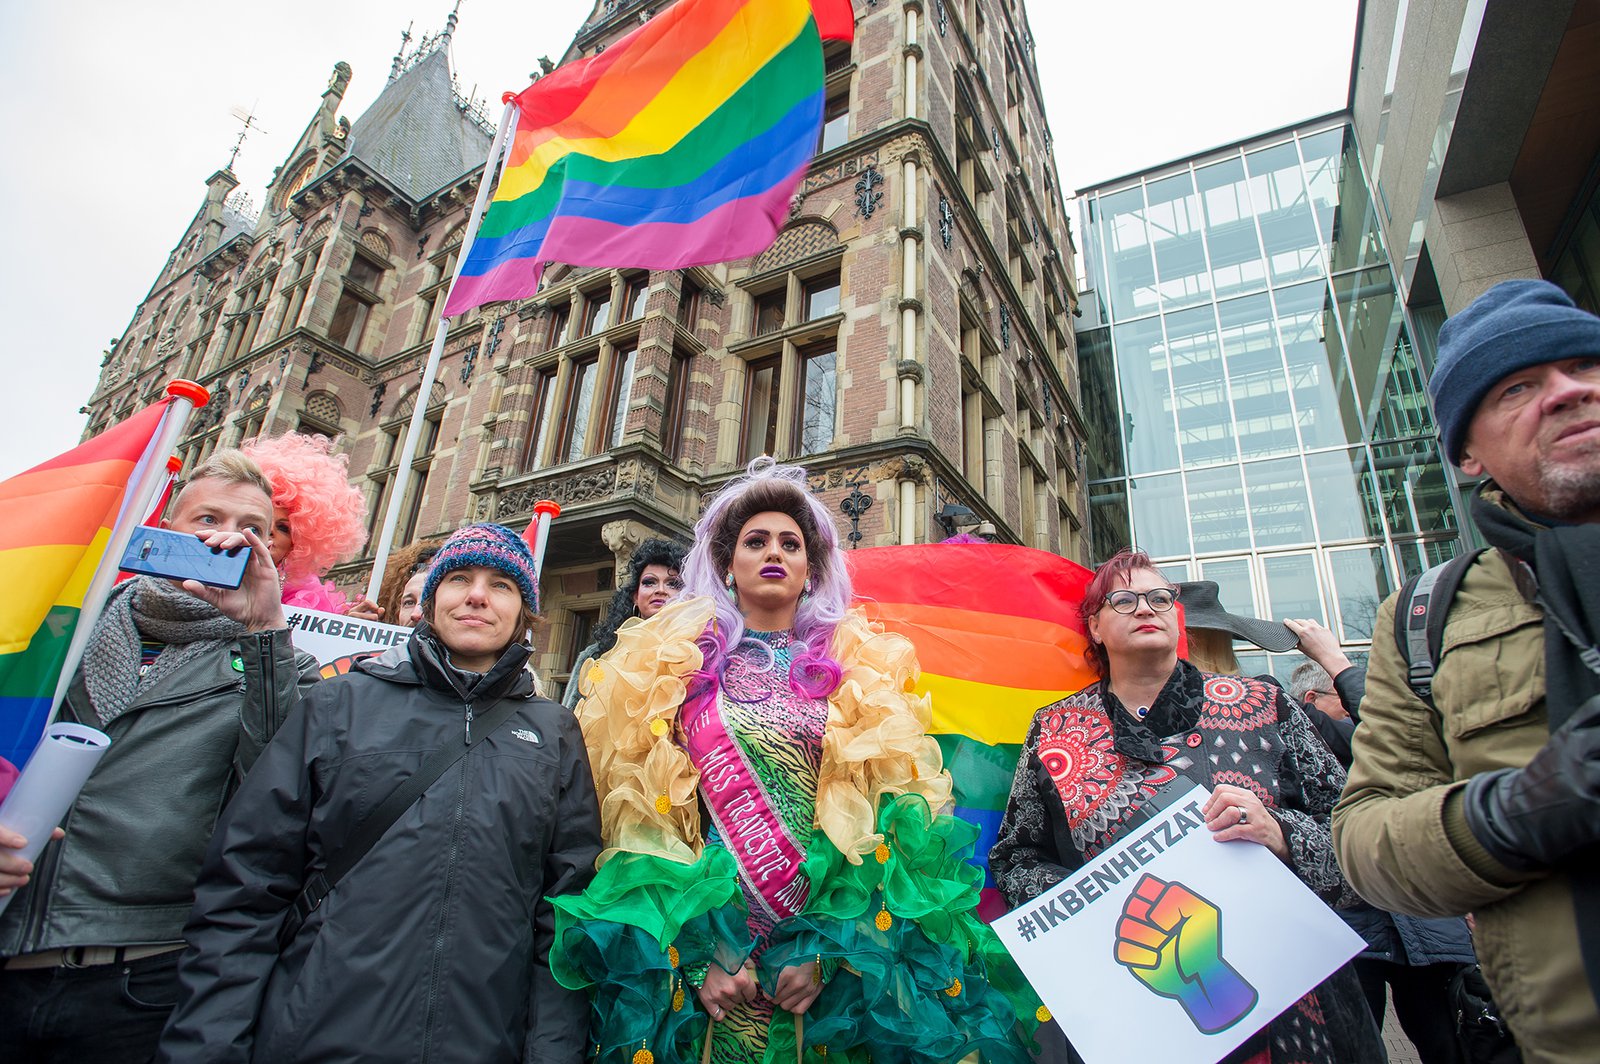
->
left=1078, top=120, right=1463, bottom=662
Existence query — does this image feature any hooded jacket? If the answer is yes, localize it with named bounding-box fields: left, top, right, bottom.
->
left=158, top=627, right=602, bottom=1064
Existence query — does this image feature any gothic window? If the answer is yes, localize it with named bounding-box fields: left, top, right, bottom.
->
left=329, top=249, right=386, bottom=353
left=521, top=366, right=558, bottom=472
left=737, top=256, right=845, bottom=461
left=818, top=42, right=853, bottom=154
left=368, top=403, right=442, bottom=546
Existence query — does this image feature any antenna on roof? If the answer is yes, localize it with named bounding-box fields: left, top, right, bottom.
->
left=225, top=104, right=268, bottom=173
left=389, top=21, right=414, bottom=82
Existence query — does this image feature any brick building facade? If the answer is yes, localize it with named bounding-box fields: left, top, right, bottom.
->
left=81, top=0, right=1087, bottom=686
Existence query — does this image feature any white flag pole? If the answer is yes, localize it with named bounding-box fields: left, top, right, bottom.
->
left=364, top=98, right=521, bottom=602
left=45, top=380, right=210, bottom=723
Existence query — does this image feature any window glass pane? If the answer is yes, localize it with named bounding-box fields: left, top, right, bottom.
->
left=1145, top=171, right=1211, bottom=310
left=546, top=307, right=570, bottom=347
left=624, top=280, right=649, bottom=321
left=798, top=345, right=837, bottom=454
left=1089, top=481, right=1131, bottom=563
left=585, top=295, right=612, bottom=335
left=1372, top=327, right=1433, bottom=442
left=1099, top=186, right=1159, bottom=320
left=820, top=94, right=849, bottom=153
left=607, top=348, right=637, bottom=449
left=1373, top=438, right=1457, bottom=537
left=743, top=358, right=781, bottom=462
left=1300, top=127, right=1386, bottom=274
left=1303, top=448, right=1386, bottom=542
left=1128, top=473, right=1188, bottom=557
left=1079, top=326, right=1125, bottom=479
left=564, top=360, right=597, bottom=461
left=1328, top=546, right=1393, bottom=642
left=1218, top=294, right=1296, bottom=458
left=1165, top=306, right=1236, bottom=466
left=347, top=257, right=383, bottom=291
left=805, top=275, right=841, bottom=320
left=1246, top=142, right=1321, bottom=284
left=527, top=369, right=557, bottom=470
left=1112, top=317, right=1179, bottom=474
left=1244, top=456, right=1313, bottom=547
left=1333, top=267, right=1402, bottom=427
left=1187, top=464, right=1250, bottom=553
left=755, top=291, right=785, bottom=335
left=1200, top=557, right=1256, bottom=618
left=1274, top=280, right=1361, bottom=449
left=1195, top=157, right=1266, bottom=298
left=1262, top=553, right=1324, bottom=624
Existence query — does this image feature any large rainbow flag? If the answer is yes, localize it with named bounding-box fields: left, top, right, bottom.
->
left=848, top=544, right=1097, bottom=918
left=444, top=0, right=856, bottom=317
left=0, top=403, right=172, bottom=770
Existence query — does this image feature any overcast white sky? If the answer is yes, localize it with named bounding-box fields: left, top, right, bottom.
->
left=0, top=0, right=1357, bottom=479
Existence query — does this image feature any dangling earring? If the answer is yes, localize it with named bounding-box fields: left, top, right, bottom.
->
left=801, top=578, right=813, bottom=603
left=724, top=572, right=737, bottom=603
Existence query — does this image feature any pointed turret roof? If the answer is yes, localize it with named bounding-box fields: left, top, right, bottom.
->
left=343, top=47, right=492, bottom=202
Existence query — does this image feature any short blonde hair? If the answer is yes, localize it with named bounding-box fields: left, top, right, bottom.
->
left=178, top=449, right=273, bottom=504
left=1184, top=628, right=1241, bottom=675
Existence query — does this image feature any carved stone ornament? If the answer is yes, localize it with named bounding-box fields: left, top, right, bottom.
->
left=896, top=359, right=925, bottom=384
left=498, top=466, right=618, bottom=516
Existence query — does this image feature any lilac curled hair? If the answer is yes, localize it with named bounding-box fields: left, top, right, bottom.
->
left=679, top=457, right=849, bottom=699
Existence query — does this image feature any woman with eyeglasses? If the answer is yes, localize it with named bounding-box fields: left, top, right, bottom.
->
left=990, top=548, right=1382, bottom=1064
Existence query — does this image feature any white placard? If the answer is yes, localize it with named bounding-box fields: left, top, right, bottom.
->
left=284, top=607, right=412, bottom=669
left=992, top=783, right=1364, bottom=1064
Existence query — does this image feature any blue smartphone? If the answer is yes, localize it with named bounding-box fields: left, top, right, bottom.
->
left=120, top=526, right=250, bottom=589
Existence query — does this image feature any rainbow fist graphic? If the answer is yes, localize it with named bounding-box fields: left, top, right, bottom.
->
left=1114, top=873, right=1258, bottom=1034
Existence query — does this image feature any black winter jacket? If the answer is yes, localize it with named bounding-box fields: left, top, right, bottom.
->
left=158, top=629, right=602, bottom=1064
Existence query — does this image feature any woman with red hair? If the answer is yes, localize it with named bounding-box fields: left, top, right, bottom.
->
left=240, top=433, right=370, bottom=615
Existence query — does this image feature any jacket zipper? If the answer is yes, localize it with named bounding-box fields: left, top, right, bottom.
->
left=419, top=701, right=472, bottom=1063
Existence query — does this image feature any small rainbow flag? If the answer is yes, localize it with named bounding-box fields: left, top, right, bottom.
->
left=444, top=0, right=856, bottom=317
left=848, top=544, right=1098, bottom=917
left=0, top=403, right=172, bottom=770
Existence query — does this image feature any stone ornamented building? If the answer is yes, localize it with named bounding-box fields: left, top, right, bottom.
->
left=81, top=0, right=1087, bottom=686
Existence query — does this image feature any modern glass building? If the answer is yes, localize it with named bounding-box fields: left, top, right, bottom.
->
left=1076, top=115, right=1467, bottom=669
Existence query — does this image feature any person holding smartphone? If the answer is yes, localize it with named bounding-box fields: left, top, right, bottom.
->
left=0, top=449, right=322, bottom=1064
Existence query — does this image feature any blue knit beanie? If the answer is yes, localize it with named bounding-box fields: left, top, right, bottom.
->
left=1430, top=279, right=1600, bottom=463
left=421, top=523, right=540, bottom=611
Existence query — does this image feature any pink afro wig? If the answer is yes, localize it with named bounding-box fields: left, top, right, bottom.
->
left=241, top=432, right=369, bottom=581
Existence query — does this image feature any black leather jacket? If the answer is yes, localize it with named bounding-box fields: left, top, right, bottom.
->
left=158, top=628, right=602, bottom=1064
left=0, top=626, right=318, bottom=955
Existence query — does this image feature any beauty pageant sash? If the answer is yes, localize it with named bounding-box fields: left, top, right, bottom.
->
left=681, top=687, right=810, bottom=921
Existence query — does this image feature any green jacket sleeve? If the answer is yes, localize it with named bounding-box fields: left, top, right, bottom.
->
left=1331, top=594, right=1541, bottom=916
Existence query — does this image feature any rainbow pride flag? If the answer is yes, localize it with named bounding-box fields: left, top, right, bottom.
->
left=0, top=403, right=171, bottom=770
left=444, top=0, right=856, bottom=317
left=847, top=544, right=1098, bottom=917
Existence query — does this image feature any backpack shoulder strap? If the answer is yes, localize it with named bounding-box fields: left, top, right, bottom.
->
left=1392, top=549, right=1484, bottom=704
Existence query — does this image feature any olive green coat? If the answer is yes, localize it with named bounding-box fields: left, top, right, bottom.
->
left=1332, top=545, right=1600, bottom=1063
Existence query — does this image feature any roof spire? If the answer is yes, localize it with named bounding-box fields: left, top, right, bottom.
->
left=389, top=22, right=413, bottom=83
left=224, top=103, right=267, bottom=173
left=441, top=0, right=463, bottom=48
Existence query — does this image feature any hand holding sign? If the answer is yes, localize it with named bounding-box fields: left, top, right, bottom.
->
left=1113, top=873, right=1258, bottom=1034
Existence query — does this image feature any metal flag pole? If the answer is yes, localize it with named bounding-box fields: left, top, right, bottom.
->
left=46, top=380, right=210, bottom=722
left=364, top=97, right=520, bottom=602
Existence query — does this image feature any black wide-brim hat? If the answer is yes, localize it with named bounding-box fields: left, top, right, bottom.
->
left=1176, top=580, right=1298, bottom=653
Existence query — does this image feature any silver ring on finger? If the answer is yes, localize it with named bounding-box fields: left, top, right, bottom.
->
left=1235, top=806, right=1248, bottom=826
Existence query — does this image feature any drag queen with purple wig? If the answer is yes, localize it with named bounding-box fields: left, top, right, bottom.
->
left=551, top=458, right=1041, bottom=1064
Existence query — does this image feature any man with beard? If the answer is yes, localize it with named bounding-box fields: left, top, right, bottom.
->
left=1334, top=280, right=1600, bottom=1063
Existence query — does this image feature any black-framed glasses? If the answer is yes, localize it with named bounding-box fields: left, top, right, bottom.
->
left=1103, top=587, right=1179, bottom=614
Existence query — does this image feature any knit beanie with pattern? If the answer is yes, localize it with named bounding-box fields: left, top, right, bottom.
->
left=421, top=523, right=540, bottom=611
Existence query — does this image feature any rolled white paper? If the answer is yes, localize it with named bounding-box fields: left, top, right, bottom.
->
left=0, top=723, right=110, bottom=915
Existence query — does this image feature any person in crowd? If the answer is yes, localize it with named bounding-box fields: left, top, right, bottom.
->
left=1334, top=279, right=1600, bottom=1061
left=561, top=538, right=687, bottom=709
left=561, top=457, right=1041, bottom=1064
left=157, top=523, right=600, bottom=1064
left=239, top=432, right=372, bottom=616
left=0, top=450, right=321, bottom=1063
left=373, top=541, right=442, bottom=626
left=992, top=550, right=1383, bottom=1063
left=1291, top=658, right=1474, bottom=1063
left=1284, top=617, right=1362, bottom=723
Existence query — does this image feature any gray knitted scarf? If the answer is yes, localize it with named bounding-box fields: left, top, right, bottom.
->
left=81, top=577, right=245, bottom=726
